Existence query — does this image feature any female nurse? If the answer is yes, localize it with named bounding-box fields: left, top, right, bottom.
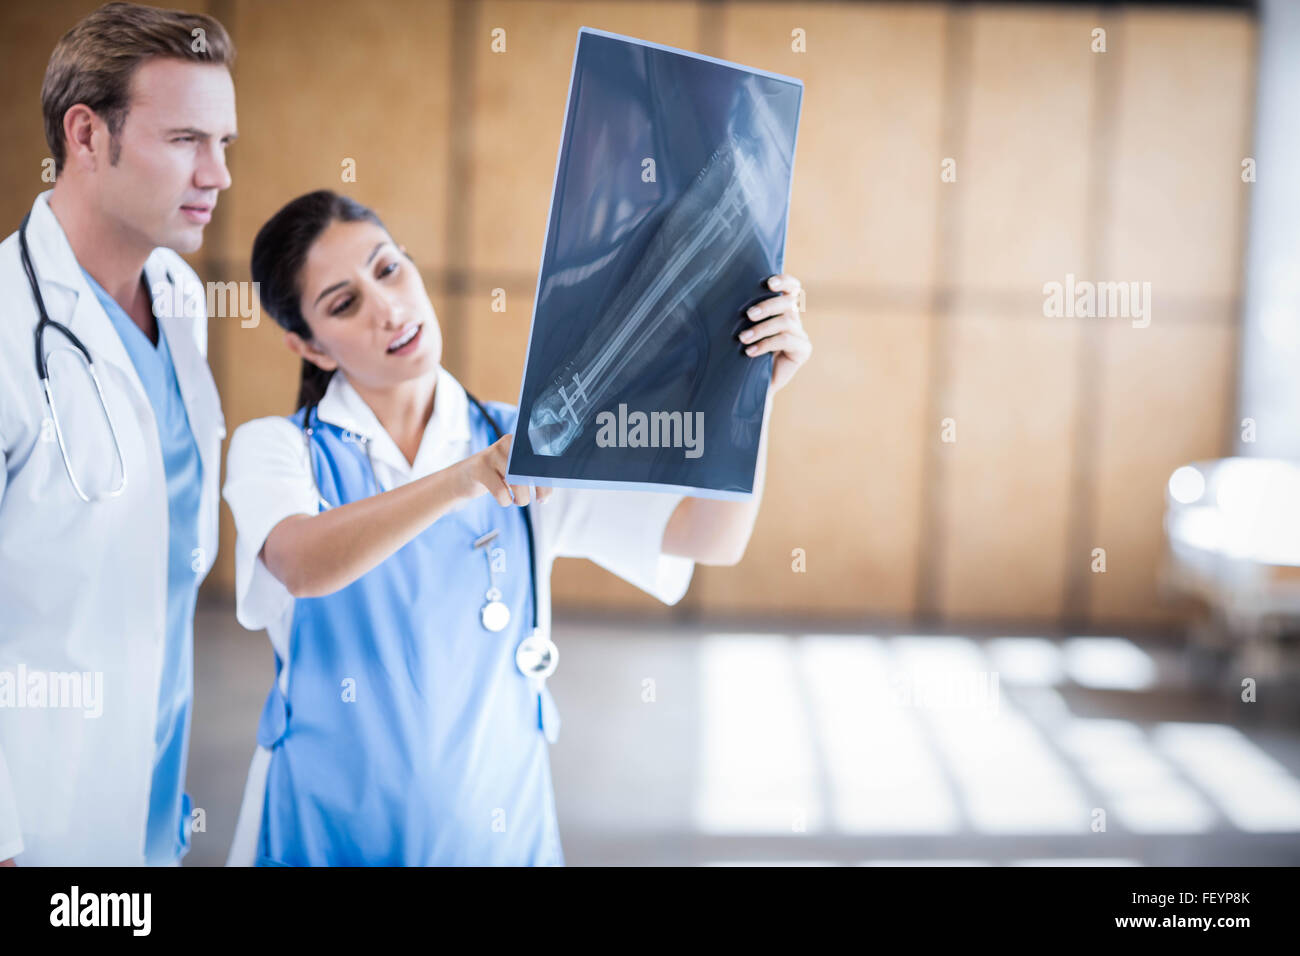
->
left=221, top=190, right=811, bottom=866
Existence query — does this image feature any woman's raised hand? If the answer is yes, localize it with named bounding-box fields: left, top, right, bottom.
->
left=741, top=273, right=811, bottom=394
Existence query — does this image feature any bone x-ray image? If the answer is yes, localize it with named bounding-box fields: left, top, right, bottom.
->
left=506, top=27, right=803, bottom=500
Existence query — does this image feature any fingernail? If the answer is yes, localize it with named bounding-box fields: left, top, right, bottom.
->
left=746, top=345, right=757, bottom=355
left=740, top=330, right=753, bottom=342
left=769, top=277, right=782, bottom=289
left=747, top=306, right=760, bottom=318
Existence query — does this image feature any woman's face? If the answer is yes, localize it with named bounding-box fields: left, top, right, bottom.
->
left=292, top=219, right=442, bottom=388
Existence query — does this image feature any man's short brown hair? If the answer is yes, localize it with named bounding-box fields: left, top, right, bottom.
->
left=41, top=1, right=235, bottom=174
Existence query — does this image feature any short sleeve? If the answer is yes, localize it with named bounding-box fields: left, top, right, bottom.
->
left=221, top=416, right=319, bottom=633
left=543, top=486, right=695, bottom=605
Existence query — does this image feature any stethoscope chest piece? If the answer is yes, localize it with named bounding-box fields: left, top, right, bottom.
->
left=481, top=588, right=511, bottom=632
left=516, top=632, right=559, bottom=682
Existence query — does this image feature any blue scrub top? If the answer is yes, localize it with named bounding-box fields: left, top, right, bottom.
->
left=82, top=269, right=202, bottom=865
left=253, top=401, right=563, bottom=866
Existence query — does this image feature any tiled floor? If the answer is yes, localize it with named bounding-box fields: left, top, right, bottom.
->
left=185, top=602, right=1300, bottom=866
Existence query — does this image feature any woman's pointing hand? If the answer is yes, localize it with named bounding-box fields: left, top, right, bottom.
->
left=457, top=433, right=551, bottom=508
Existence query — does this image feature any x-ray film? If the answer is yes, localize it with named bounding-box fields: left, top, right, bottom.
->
left=505, top=27, right=803, bottom=501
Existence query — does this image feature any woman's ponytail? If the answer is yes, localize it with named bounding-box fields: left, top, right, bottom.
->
left=296, top=360, right=335, bottom=412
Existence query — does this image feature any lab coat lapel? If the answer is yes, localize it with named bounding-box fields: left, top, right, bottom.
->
left=151, top=253, right=226, bottom=467
left=150, top=253, right=225, bottom=575
left=24, top=192, right=145, bottom=399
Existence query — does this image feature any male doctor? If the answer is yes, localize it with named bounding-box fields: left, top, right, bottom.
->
left=0, top=2, right=236, bottom=865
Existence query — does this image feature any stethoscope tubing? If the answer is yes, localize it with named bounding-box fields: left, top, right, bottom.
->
left=20, top=211, right=129, bottom=502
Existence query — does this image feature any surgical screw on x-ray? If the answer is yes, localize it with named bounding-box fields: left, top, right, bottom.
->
left=527, top=135, right=765, bottom=457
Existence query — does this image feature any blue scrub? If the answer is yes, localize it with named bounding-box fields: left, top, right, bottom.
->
left=254, top=401, right=564, bottom=866
left=82, top=270, right=200, bottom=865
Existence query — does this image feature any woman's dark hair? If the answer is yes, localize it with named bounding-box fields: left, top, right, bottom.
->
left=250, top=190, right=389, bottom=410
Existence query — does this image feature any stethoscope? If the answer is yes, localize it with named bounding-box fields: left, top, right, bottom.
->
left=300, top=390, right=559, bottom=688
left=20, top=211, right=129, bottom=503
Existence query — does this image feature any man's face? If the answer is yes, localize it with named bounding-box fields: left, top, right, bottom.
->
left=97, top=58, right=237, bottom=254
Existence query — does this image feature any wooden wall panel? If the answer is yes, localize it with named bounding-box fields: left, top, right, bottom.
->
left=1101, top=10, right=1255, bottom=302
left=955, top=6, right=1096, bottom=295
left=719, top=2, right=947, bottom=291
left=936, top=308, right=1082, bottom=621
left=448, top=286, right=532, bottom=405
left=468, top=1, right=703, bottom=278
left=694, top=304, right=931, bottom=618
left=224, top=0, right=456, bottom=272
left=1083, top=7, right=1253, bottom=622
left=1088, top=317, right=1235, bottom=624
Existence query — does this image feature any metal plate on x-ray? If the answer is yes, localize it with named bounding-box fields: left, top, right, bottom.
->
left=505, top=27, right=803, bottom=501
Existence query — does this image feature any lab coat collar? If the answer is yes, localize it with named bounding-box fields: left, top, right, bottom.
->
left=25, top=190, right=92, bottom=297
left=313, top=365, right=473, bottom=478
left=24, top=190, right=191, bottom=382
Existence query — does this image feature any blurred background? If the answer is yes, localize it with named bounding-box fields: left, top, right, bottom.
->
left=4, top=0, right=1300, bottom=865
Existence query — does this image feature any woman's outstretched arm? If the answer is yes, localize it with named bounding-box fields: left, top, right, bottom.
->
left=262, top=433, right=548, bottom=598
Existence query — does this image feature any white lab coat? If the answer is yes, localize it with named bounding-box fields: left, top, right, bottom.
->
left=0, top=191, right=225, bottom=864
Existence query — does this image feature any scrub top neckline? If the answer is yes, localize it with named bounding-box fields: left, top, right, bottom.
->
left=81, top=268, right=161, bottom=351
left=312, top=367, right=474, bottom=483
